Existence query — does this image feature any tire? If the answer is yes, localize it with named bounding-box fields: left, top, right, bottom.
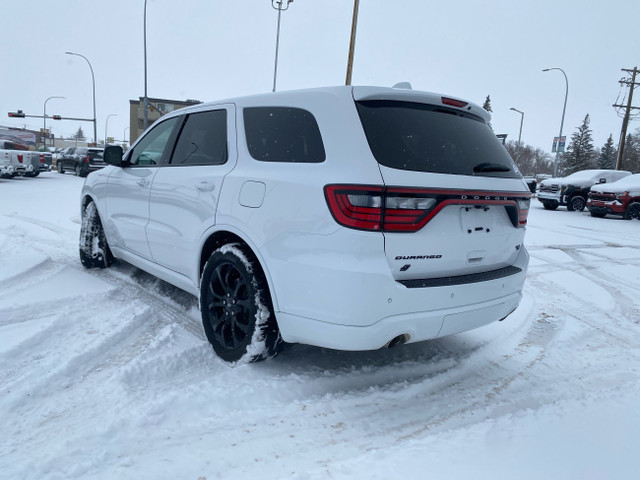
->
left=589, top=211, right=606, bottom=218
left=624, top=202, right=640, bottom=220
left=33, top=171, right=40, bottom=177
left=542, top=201, right=558, bottom=211
left=79, top=201, right=113, bottom=269
left=567, top=196, right=586, bottom=212
left=57, top=162, right=64, bottom=174
left=200, top=243, right=282, bottom=363
left=74, top=165, right=81, bottom=177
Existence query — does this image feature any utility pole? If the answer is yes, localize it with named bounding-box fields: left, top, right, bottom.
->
left=613, top=67, right=640, bottom=170
left=345, top=0, right=360, bottom=85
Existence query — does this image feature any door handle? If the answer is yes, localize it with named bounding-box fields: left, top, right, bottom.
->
left=137, top=179, right=148, bottom=187
left=196, top=181, right=215, bottom=192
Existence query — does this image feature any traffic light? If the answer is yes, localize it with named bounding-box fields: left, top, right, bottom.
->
left=8, top=110, right=25, bottom=118
left=52, top=115, right=62, bottom=120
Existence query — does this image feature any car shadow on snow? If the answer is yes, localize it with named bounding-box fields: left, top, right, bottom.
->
left=116, top=260, right=483, bottom=381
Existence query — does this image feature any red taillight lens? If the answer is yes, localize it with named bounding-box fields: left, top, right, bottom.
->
left=84, top=156, right=90, bottom=164
left=39, top=154, right=45, bottom=163
left=17, top=154, right=23, bottom=163
left=517, top=198, right=530, bottom=227
left=325, top=185, right=383, bottom=231
left=325, top=185, right=531, bottom=232
left=441, top=97, right=468, bottom=108
left=325, top=185, right=437, bottom=232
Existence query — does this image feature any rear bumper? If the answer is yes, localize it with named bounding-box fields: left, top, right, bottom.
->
left=277, top=290, right=523, bottom=351
left=0, top=165, right=15, bottom=176
left=272, top=233, right=529, bottom=350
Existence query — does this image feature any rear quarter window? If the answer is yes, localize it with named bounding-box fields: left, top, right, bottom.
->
left=356, top=100, right=520, bottom=178
left=243, top=107, right=325, bottom=163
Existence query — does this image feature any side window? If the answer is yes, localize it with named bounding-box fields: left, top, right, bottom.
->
left=170, top=110, right=227, bottom=166
left=243, top=107, right=325, bottom=163
left=128, top=117, right=179, bottom=166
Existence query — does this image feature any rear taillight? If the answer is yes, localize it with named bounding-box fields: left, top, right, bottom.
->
left=84, top=156, right=90, bottom=164
left=39, top=154, right=45, bottom=163
left=17, top=154, right=23, bottom=163
left=325, top=185, right=531, bottom=232
left=517, top=198, right=530, bottom=227
left=441, top=97, right=468, bottom=108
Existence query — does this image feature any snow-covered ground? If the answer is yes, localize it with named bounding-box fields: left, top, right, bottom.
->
left=1, top=172, right=639, bottom=480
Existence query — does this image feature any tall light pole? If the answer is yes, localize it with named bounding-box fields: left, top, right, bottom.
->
left=509, top=107, right=524, bottom=145
left=43, top=96, right=65, bottom=149
left=543, top=67, right=568, bottom=177
left=271, top=0, right=293, bottom=93
left=65, top=51, right=97, bottom=144
left=105, top=114, right=117, bottom=146
left=143, top=0, right=149, bottom=129
left=345, top=0, right=360, bottom=85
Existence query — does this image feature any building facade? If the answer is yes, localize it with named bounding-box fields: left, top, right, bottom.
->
left=129, top=97, right=201, bottom=144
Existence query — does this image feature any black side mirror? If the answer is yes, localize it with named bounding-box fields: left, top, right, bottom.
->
left=104, top=145, right=124, bottom=166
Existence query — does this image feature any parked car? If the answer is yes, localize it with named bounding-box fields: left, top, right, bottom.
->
left=538, top=169, right=631, bottom=211
left=79, top=85, right=531, bottom=363
left=57, top=147, right=105, bottom=177
left=523, top=176, right=537, bottom=194
left=587, top=173, right=640, bottom=220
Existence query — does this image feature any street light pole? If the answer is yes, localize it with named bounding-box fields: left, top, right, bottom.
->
left=105, top=114, right=117, bottom=146
left=271, top=0, right=293, bottom=93
left=65, top=51, right=97, bottom=144
left=509, top=107, right=524, bottom=145
left=509, top=107, right=525, bottom=163
left=144, top=0, right=149, bottom=129
left=543, top=67, right=568, bottom=177
left=345, top=0, right=360, bottom=85
left=43, top=96, right=65, bottom=149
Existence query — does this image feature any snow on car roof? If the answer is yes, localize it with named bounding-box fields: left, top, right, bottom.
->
left=592, top=173, right=640, bottom=190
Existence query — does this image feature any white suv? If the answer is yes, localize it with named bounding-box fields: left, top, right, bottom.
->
left=80, top=85, right=531, bottom=362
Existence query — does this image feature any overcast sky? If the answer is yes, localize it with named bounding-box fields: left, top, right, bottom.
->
left=2, top=0, right=639, bottom=155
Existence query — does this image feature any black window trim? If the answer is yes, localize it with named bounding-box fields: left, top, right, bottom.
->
left=166, top=108, right=229, bottom=167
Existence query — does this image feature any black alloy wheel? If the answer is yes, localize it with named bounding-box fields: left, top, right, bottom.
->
left=543, top=201, right=558, bottom=211
left=625, top=202, right=640, bottom=220
left=200, top=244, right=281, bottom=363
left=567, top=196, right=586, bottom=212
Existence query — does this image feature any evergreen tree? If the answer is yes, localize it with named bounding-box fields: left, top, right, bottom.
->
left=74, top=127, right=85, bottom=140
left=482, top=95, right=492, bottom=113
left=559, top=114, right=597, bottom=175
left=482, top=95, right=493, bottom=130
left=598, top=134, right=617, bottom=169
left=621, top=130, right=640, bottom=173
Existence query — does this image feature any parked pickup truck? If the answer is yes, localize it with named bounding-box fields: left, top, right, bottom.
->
left=0, top=139, right=26, bottom=178
left=23, top=151, right=48, bottom=177
left=538, top=169, right=631, bottom=211
left=587, top=173, right=640, bottom=220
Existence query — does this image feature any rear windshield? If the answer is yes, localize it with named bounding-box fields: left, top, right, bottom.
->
left=86, top=149, right=103, bottom=159
left=355, top=100, right=520, bottom=178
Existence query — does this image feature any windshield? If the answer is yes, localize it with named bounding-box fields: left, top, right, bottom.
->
left=355, top=100, right=520, bottom=178
left=602, top=173, right=640, bottom=188
left=562, top=170, right=606, bottom=183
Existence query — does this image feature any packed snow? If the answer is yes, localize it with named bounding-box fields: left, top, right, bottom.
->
left=1, top=172, right=639, bottom=480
